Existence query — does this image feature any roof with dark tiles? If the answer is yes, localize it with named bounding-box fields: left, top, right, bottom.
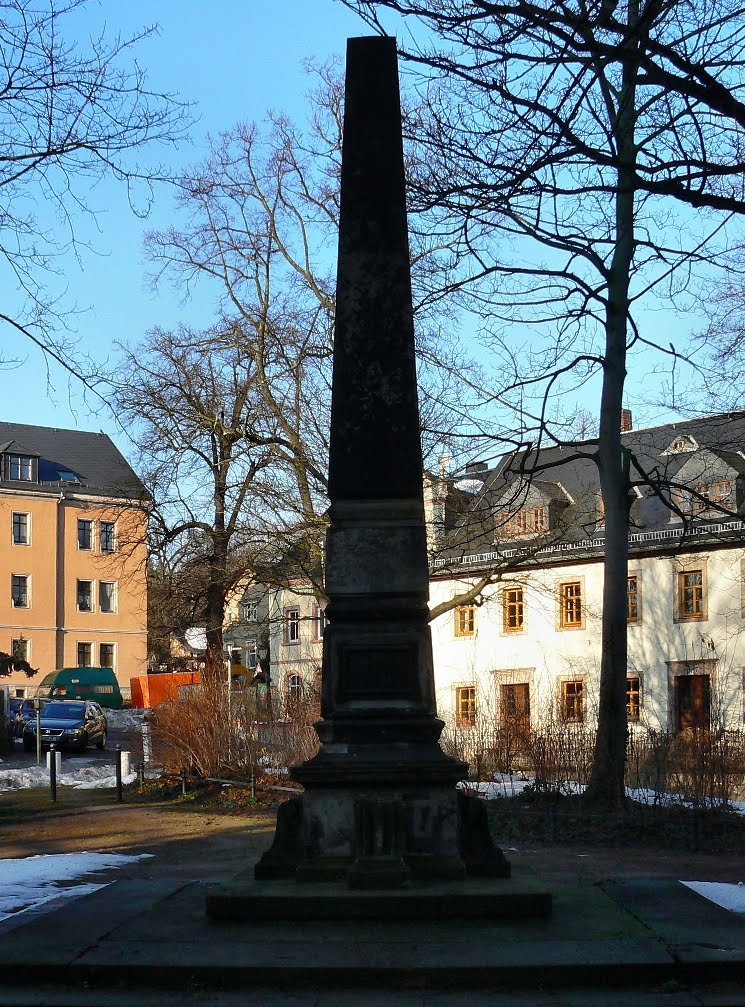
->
left=0, top=421, right=147, bottom=500
left=434, top=411, right=745, bottom=572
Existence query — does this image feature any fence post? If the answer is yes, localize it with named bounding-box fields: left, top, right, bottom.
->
left=181, top=766, right=187, bottom=796
left=116, top=746, right=123, bottom=803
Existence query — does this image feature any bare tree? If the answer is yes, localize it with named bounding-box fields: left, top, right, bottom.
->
left=139, top=65, right=495, bottom=614
left=0, top=0, right=190, bottom=383
left=339, top=0, right=745, bottom=805
left=113, top=324, right=287, bottom=674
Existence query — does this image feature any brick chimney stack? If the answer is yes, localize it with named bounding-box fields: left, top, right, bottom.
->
left=621, top=408, right=633, bottom=432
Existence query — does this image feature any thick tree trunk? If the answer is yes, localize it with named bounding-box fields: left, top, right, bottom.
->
left=585, top=7, right=639, bottom=808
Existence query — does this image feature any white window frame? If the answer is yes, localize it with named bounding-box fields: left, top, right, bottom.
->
left=12, top=512, right=29, bottom=546
left=99, top=643, right=116, bottom=669
left=241, top=601, right=258, bottom=622
left=99, top=520, right=116, bottom=554
left=77, top=579, right=94, bottom=613
left=11, top=574, right=29, bottom=609
left=77, top=518, right=94, bottom=551
left=99, top=580, right=117, bottom=614
left=285, top=608, right=300, bottom=645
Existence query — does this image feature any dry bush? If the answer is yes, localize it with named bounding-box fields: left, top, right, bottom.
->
left=441, top=700, right=595, bottom=793
left=151, top=676, right=321, bottom=779
left=151, top=678, right=265, bottom=778
left=267, top=685, right=321, bottom=771
left=626, top=728, right=745, bottom=808
left=522, top=720, right=596, bottom=794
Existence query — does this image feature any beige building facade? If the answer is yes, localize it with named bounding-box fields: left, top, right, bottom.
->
left=0, top=424, right=148, bottom=697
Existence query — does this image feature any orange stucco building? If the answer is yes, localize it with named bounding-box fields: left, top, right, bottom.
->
left=0, top=423, right=149, bottom=697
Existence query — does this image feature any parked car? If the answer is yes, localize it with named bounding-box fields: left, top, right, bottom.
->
left=22, top=700, right=107, bottom=753
left=13, top=698, right=49, bottom=738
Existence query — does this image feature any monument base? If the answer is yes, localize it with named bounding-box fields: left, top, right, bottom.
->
left=254, top=788, right=511, bottom=883
left=206, top=869, right=552, bottom=922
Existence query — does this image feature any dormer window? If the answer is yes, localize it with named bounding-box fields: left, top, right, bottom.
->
left=496, top=506, right=547, bottom=540
left=7, top=454, right=35, bottom=481
left=673, top=480, right=734, bottom=518
left=662, top=434, right=698, bottom=456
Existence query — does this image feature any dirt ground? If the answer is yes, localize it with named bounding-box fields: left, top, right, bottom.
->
left=3, top=784, right=745, bottom=888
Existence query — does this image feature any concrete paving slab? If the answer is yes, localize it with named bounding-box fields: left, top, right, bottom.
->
left=2, top=870, right=745, bottom=1001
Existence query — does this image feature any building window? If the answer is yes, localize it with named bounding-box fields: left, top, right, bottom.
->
left=285, top=608, right=300, bottom=645
left=496, top=506, right=547, bottom=540
left=286, top=673, right=303, bottom=704
left=559, top=581, right=583, bottom=629
left=12, top=512, right=29, bottom=545
left=627, top=575, right=639, bottom=624
left=77, top=642, right=92, bottom=667
left=455, top=685, right=477, bottom=727
left=454, top=604, right=476, bottom=638
left=561, top=680, right=584, bottom=723
left=246, top=640, right=258, bottom=670
left=241, top=601, right=258, bottom=622
left=77, top=519, right=93, bottom=551
left=100, top=521, right=116, bottom=553
left=8, top=454, right=34, bottom=481
left=503, top=587, right=524, bottom=633
left=674, top=480, right=734, bottom=518
left=11, top=638, right=28, bottom=663
left=314, top=606, right=327, bottom=640
left=677, top=569, right=705, bottom=621
left=77, top=580, right=93, bottom=612
left=626, top=677, right=641, bottom=722
left=99, top=644, right=115, bottom=669
left=99, top=581, right=116, bottom=614
left=11, top=575, right=28, bottom=608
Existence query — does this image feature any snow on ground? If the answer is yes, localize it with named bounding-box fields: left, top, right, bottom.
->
left=0, top=708, right=145, bottom=792
left=682, top=881, right=745, bottom=913
left=2, top=728, right=745, bottom=920
left=0, top=763, right=138, bottom=792
left=0, top=852, right=153, bottom=922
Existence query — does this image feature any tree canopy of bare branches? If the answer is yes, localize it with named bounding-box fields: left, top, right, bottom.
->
left=0, top=0, right=190, bottom=382
left=339, top=0, right=745, bottom=805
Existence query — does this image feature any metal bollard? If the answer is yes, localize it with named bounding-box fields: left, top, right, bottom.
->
left=141, top=711, right=153, bottom=766
left=49, top=743, right=57, bottom=803
left=115, top=746, right=123, bottom=803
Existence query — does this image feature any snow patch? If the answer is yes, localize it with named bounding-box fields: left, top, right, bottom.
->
left=681, top=880, right=745, bottom=914
left=0, top=851, right=152, bottom=921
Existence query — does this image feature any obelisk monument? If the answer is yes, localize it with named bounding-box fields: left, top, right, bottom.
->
left=206, top=37, right=521, bottom=905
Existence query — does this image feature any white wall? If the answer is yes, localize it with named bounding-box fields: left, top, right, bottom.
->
left=429, top=546, right=745, bottom=732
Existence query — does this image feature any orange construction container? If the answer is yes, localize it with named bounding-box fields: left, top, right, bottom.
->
left=130, top=671, right=201, bottom=709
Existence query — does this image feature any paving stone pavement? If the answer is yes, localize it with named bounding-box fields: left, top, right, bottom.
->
left=0, top=862, right=743, bottom=1006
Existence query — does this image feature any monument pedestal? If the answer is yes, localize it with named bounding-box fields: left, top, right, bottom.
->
left=206, top=35, right=551, bottom=923
left=206, top=869, right=552, bottom=923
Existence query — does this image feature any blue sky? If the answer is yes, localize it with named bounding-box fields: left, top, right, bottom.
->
left=2, top=0, right=710, bottom=462
left=2, top=0, right=362, bottom=444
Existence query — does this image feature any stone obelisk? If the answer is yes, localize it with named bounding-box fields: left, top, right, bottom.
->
left=249, top=35, right=510, bottom=889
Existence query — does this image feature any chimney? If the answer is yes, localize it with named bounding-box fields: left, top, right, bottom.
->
left=620, top=409, right=633, bottom=433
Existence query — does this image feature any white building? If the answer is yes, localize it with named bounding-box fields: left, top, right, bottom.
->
left=431, top=411, right=745, bottom=737
left=229, top=411, right=745, bottom=737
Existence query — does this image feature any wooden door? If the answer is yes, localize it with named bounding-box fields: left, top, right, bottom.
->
left=675, top=674, right=711, bottom=731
